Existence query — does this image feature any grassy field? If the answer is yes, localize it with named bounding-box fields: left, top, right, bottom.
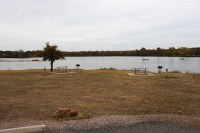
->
left=0, top=69, right=200, bottom=121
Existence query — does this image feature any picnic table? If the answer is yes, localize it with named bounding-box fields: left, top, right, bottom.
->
left=134, top=68, right=148, bottom=75
left=55, top=66, right=68, bottom=73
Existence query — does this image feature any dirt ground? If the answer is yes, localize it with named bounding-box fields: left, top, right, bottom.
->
left=0, top=70, right=200, bottom=122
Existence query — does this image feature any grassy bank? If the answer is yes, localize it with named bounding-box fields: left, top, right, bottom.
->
left=0, top=70, right=200, bottom=121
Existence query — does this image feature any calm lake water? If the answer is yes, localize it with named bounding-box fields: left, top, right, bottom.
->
left=0, top=57, right=200, bottom=73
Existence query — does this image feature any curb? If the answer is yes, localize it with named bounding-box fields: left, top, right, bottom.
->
left=0, top=125, right=46, bottom=133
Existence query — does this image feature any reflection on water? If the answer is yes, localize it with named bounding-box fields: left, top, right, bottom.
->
left=0, top=57, right=199, bottom=73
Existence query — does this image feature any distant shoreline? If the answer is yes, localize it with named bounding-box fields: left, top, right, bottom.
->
left=0, top=47, right=200, bottom=58
left=1, top=55, right=200, bottom=58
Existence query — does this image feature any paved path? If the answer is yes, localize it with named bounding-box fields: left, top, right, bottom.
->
left=44, top=115, right=200, bottom=133
left=47, top=121, right=199, bottom=133
left=1, top=115, right=200, bottom=133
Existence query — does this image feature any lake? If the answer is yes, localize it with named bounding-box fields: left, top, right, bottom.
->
left=0, top=57, right=200, bottom=73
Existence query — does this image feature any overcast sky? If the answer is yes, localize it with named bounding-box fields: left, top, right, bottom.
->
left=0, top=0, right=199, bottom=51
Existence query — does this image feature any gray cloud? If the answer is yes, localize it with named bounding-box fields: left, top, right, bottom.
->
left=0, top=0, right=199, bottom=51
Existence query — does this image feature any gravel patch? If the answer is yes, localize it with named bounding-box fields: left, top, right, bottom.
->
left=127, top=73, right=156, bottom=77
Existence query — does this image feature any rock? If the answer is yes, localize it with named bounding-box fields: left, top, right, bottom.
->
left=54, top=108, right=78, bottom=118
left=69, top=111, right=78, bottom=117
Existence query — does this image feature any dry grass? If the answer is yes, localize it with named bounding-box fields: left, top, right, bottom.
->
left=0, top=69, right=200, bottom=121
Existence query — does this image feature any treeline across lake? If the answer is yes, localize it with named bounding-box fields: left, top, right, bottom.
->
left=0, top=47, right=200, bottom=58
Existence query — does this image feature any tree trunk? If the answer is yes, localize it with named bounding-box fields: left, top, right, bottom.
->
left=50, top=61, right=53, bottom=72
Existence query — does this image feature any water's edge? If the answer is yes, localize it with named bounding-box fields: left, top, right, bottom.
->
left=0, top=57, right=199, bottom=73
